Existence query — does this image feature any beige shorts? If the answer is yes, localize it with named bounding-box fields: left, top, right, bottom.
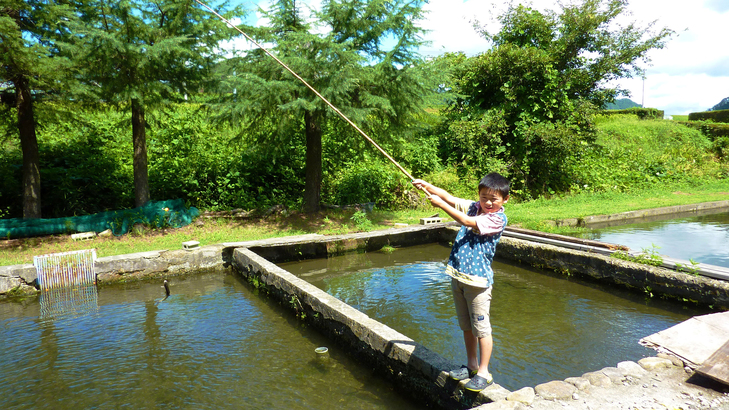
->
left=451, top=278, right=493, bottom=338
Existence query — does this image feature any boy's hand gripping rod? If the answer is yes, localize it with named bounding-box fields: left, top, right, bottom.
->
left=193, top=0, right=431, bottom=199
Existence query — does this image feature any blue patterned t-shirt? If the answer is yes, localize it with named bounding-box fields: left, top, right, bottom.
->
left=445, top=200, right=507, bottom=288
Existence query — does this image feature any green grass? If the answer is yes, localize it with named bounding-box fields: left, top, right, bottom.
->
left=2, top=179, right=727, bottom=267
left=671, top=115, right=689, bottom=121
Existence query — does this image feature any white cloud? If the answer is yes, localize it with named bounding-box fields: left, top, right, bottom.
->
left=419, top=0, right=729, bottom=114
left=229, top=0, right=728, bottom=114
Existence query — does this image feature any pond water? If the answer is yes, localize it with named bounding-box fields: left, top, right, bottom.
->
left=575, top=211, right=729, bottom=269
left=0, top=272, right=421, bottom=410
left=280, top=244, right=711, bottom=392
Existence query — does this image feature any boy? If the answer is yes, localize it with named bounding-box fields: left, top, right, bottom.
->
left=411, top=173, right=510, bottom=392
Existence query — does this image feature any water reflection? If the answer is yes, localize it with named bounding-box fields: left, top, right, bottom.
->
left=577, top=212, right=729, bottom=268
left=39, top=284, right=98, bottom=320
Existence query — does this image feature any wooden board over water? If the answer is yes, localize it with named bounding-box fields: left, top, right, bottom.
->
left=696, top=338, right=729, bottom=385
left=640, top=311, right=729, bottom=380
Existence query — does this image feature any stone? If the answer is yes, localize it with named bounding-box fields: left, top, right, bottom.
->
left=657, top=353, right=684, bottom=367
left=638, top=357, right=674, bottom=371
left=506, top=387, right=535, bottom=404
left=583, top=371, right=613, bottom=387
left=565, top=376, right=591, bottom=391
left=534, top=380, right=577, bottom=400
left=617, top=361, right=649, bottom=378
left=481, top=383, right=511, bottom=403
left=601, top=366, right=624, bottom=383
left=0, top=276, right=22, bottom=294
left=98, top=229, right=113, bottom=237
left=474, top=400, right=525, bottom=410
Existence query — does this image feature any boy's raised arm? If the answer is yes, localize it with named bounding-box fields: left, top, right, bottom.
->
left=412, top=179, right=479, bottom=229
left=411, top=179, right=458, bottom=207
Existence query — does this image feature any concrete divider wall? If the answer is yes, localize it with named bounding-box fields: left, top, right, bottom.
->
left=549, top=200, right=729, bottom=228
left=496, top=235, right=729, bottom=310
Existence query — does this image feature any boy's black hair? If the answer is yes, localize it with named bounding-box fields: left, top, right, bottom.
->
left=478, top=173, right=510, bottom=198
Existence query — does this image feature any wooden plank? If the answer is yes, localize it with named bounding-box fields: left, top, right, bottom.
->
left=505, top=226, right=629, bottom=250
left=696, top=338, right=729, bottom=386
left=640, top=311, right=729, bottom=368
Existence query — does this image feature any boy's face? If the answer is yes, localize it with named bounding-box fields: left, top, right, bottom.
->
left=478, top=188, right=508, bottom=214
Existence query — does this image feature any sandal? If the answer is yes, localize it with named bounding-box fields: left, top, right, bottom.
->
left=449, top=365, right=477, bottom=381
left=464, top=373, right=494, bottom=392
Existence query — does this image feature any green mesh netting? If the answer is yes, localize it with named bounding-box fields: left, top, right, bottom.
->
left=0, top=199, right=199, bottom=239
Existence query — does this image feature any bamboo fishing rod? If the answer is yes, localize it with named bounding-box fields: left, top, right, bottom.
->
left=194, top=0, right=430, bottom=196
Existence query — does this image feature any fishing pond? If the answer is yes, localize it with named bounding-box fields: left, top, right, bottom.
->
left=0, top=272, right=420, bottom=410
left=574, top=211, right=729, bottom=269
left=279, top=243, right=711, bottom=392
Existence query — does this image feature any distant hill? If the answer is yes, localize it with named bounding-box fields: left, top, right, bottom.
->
left=710, top=97, right=729, bottom=111
left=604, top=98, right=641, bottom=110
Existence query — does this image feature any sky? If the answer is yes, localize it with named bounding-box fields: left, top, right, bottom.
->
left=227, top=0, right=729, bottom=115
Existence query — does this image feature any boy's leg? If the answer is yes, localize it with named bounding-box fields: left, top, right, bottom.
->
left=477, top=333, right=493, bottom=376
left=463, top=284, right=494, bottom=391
left=451, top=279, right=479, bottom=380
left=453, top=279, right=494, bottom=381
left=463, top=329, right=479, bottom=371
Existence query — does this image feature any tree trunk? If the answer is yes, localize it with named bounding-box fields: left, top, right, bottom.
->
left=16, top=75, right=42, bottom=219
left=131, top=98, right=150, bottom=207
left=303, top=110, right=322, bottom=213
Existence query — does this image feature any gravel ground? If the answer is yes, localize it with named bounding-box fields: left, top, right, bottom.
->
left=476, top=355, right=729, bottom=410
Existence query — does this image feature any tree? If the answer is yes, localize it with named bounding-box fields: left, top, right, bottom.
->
left=65, top=0, right=238, bottom=207
left=439, top=0, right=673, bottom=196
left=218, top=0, right=435, bottom=212
left=0, top=0, right=75, bottom=218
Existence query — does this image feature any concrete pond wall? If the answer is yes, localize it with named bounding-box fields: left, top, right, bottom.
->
left=1, top=223, right=728, bottom=409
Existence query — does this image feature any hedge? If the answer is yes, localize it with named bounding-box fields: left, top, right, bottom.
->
left=601, top=107, right=664, bottom=120
left=688, top=109, right=729, bottom=123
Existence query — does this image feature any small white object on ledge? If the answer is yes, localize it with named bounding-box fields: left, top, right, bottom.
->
left=182, top=240, right=200, bottom=250
left=419, top=217, right=442, bottom=225
left=71, top=232, right=96, bottom=241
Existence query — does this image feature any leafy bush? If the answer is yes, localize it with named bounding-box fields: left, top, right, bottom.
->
left=422, top=166, right=477, bottom=200
left=712, top=137, right=729, bottom=161
left=325, top=160, right=410, bottom=208
left=1, top=104, right=134, bottom=218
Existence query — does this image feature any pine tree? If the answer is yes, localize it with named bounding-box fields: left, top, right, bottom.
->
left=217, top=0, right=433, bottom=212
left=65, top=0, right=239, bottom=207
left=0, top=0, right=76, bottom=218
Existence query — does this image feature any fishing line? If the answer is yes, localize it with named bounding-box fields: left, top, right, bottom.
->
left=194, top=0, right=430, bottom=196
